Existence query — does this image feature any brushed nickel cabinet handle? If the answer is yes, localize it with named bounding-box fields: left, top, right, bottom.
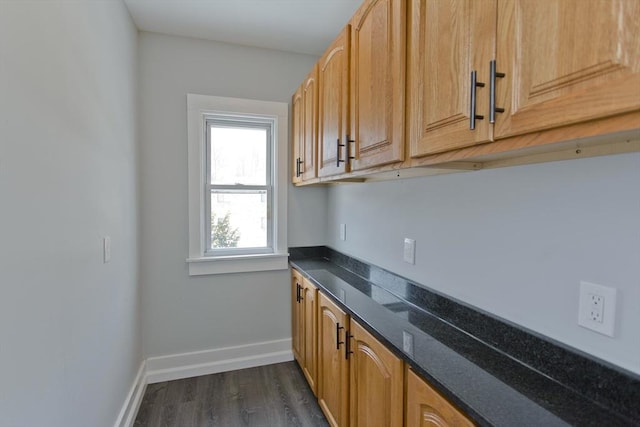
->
left=336, top=323, right=345, bottom=349
left=489, top=59, right=505, bottom=123
left=470, top=70, right=485, bottom=130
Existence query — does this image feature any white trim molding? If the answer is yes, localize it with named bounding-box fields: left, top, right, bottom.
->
left=114, top=339, right=293, bottom=426
left=113, top=361, right=147, bottom=427
left=145, top=338, right=293, bottom=384
left=186, top=252, right=289, bottom=275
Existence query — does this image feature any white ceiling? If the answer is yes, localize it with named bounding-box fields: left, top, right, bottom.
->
left=124, top=0, right=362, bottom=56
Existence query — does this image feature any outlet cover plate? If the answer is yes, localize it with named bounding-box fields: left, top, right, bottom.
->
left=578, top=281, right=617, bottom=337
left=103, top=236, right=111, bottom=263
left=339, top=224, right=346, bottom=241
left=403, top=238, right=416, bottom=264
left=402, top=330, right=414, bottom=357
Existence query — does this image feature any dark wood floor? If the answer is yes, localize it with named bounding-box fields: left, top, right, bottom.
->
left=134, top=361, right=329, bottom=427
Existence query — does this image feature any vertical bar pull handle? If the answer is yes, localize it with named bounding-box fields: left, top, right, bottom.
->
left=295, top=158, right=300, bottom=178
left=470, top=70, right=485, bottom=130
left=489, top=60, right=505, bottom=123
left=296, top=283, right=300, bottom=303
left=336, top=323, right=345, bottom=350
left=336, top=139, right=345, bottom=168
left=345, top=330, right=354, bottom=359
left=346, top=135, right=355, bottom=165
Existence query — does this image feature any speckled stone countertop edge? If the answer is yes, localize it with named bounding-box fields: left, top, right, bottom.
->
left=288, top=246, right=640, bottom=426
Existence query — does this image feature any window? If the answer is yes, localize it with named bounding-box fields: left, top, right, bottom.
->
left=187, top=94, right=288, bottom=275
left=206, top=119, right=271, bottom=254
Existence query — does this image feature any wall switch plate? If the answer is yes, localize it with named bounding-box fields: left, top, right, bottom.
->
left=402, top=330, right=414, bottom=357
left=578, top=281, right=617, bottom=337
left=339, top=223, right=346, bottom=241
left=103, top=236, right=111, bottom=263
left=403, top=238, right=415, bottom=264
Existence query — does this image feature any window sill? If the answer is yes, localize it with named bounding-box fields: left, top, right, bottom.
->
left=186, top=253, right=290, bottom=276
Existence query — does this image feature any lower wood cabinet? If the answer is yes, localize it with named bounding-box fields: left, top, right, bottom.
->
left=292, top=268, right=472, bottom=427
left=406, top=368, right=474, bottom=427
left=291, top=269, right=303, bottom=361
left=291, top=269, right=318, bottom=394
left=317, top=291, right=404, bottom=427
left=349, top=319, right=403, bottom=427
left=317, top=292, right=350, bottom=427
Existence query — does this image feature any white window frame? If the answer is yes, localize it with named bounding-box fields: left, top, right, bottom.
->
left=186, top=94, right=288, bottom=276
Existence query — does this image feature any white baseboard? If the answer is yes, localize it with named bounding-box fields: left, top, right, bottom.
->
left=113, top=338, right=293, bottom=427
left=114, top=360, right=147, bottom=427
left=145, top=338, right=293, bottom=384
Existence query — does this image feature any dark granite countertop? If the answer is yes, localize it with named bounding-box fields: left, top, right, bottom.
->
left=289, top=246, right=640, bottom=427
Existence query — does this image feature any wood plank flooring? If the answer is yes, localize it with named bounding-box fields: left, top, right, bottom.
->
left=134, top=361, right=328, bottom=427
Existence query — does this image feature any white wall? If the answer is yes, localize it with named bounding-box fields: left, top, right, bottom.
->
left=138, top=32, right=326, bottom=358
left=326, top=152, right=640, bottom=374
left=0, top=1, right=141, bottom=427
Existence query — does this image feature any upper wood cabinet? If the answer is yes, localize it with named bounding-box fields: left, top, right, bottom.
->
left=349, top=320, right=403, bottom=427
left=318, top=27, right=351, bottom=178
left=302, top=66, right=319, bottom=180
left=408, top=0, right=640, bottom=160
left=407, top=0, right=496, bottom=157
left=494, top=0, right=640, bottom=139
left=317, top=293, right=350, bottom=427
left=406, top=368, right=474, bottom=427
left=291, top=66, right=318, bottom=182
left=349, top=0, right=406, bottom=171
left=296, top=0, right=639, bottom=182
left=291, top=85, right=304, bottom=184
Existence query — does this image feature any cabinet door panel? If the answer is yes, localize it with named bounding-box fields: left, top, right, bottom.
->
left=317, top=293, right=349, bottom=427
left=349, top=320, right=403, bottom=427
left=408, top=0, right=495, bottom=157
left=351, top=0, right=405, bottom=170
left=495, top=0, right=640, bottom=139
left=301, top=280, right=318, bottom=394
left=291, top=269, right=303, bottom=362
left=302, top=67, right=318, bottom=180
left=291, top=86, right=303, bottom=183
left=318, top=27, right=350, bottom=177
left=406, top=369, right=474, bottom=427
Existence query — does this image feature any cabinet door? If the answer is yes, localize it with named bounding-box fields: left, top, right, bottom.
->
left=301, top=278, right=318, bottom=395
left=317, top=293, right=349, bottom=427
left=350, top=0, right=406, bottom=170
left=302, top=66, right=319, bottom=180
left=291, top=86, right=303, bottom=184
left=406, top=368, right=474, bottom=427
left=494, top=0, right=640, bottom=139
left=407, top=0, right=496, bottom=157
left=291, top=269, right=304, bottom=362
left=318, top=27, right=350, bottom=177
left=349, top=320, right=403, bottom=427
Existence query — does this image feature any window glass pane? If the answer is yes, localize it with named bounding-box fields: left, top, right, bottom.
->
left=210, top=191, right=267, bottom=249
left=210, top=126, right=267, bottom=185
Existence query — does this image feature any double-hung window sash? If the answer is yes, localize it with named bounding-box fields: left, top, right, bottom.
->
left=204, top=117, right=274, bottom=256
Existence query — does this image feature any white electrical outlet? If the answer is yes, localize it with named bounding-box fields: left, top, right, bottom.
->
left=340, top=223, right=347, bottom=241
left=403, top=238, right=415, bottom=264
left=578, top=281, right=617, bottom=337
left=589, top=294, right=604, bottom=323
